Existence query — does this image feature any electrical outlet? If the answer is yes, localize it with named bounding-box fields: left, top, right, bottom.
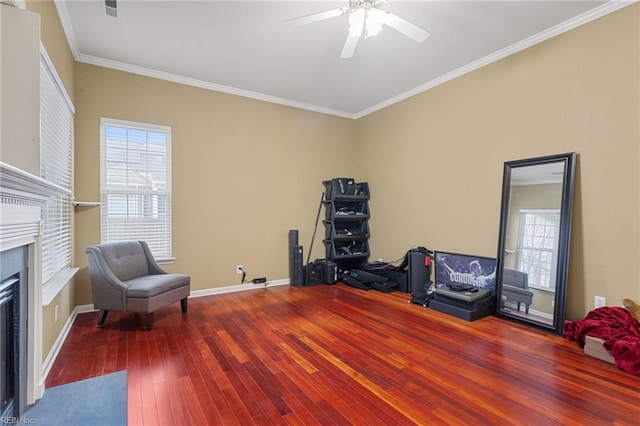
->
left=594, top=296, right=606, bottom=308
left=54, top=305, right=59, bottom=323
left=236, top=265, right=243, bottom=275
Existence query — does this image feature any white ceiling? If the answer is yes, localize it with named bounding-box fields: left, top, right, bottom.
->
left=54, top=1, right=627, bottom=118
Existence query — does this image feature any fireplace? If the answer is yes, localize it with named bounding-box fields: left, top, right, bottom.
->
left=0, top=246, right=27, bottom=417
left=0, top=162, right=66, bottom=413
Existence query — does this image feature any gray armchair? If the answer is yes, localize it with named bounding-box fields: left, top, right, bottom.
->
left=85, top=241, right=190, bottom=330
left=502, top=268, right=534, bottom=314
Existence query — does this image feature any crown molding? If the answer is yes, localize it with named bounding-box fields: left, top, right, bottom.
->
left=75, top=53, right=357, bottom=120
left=354, top=0, right=635, bottom=118
left=53, top=0, right=80, bottom=58
left=54, top=0, right=633, bottom=120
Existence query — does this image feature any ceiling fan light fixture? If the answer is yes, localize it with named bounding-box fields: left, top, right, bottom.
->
left=286, top=0, right=429, bottom=59
left=365, top=8, right=384, bottom=37
left=348, top=8, right=365, bottom=36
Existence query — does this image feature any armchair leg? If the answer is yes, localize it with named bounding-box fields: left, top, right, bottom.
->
left=516, top=302, right=521, bottom=312
left=145, top=312, right=154, bottom=331
left=97, top=310, right=109, bottom=327
left=181, top=297, right=188, bottom=313
left=525, top=304, right=530, bottom=314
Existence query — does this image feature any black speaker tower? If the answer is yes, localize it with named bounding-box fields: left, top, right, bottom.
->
left=408, top=250, right=429, bottom=296
left=288, top=229, right=298, bottom=283
left=292, top=245, right=304, bottom=287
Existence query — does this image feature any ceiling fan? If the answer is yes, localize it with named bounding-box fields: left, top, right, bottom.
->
left=286, top=0, right=429, bottom=59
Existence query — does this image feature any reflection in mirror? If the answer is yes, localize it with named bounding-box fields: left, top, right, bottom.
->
left=495, top=153, right=576, bottom=335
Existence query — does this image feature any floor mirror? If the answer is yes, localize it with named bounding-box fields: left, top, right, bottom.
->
left=494, top=152, right=576, bottom=334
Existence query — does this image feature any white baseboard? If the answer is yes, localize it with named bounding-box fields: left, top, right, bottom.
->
left=40, top=304, right=83, bottom=390
left=189, top=278, right=290, bottom=299
left=40, top=278, right=291, bottom=385
left=75, top=304, right=97, bottom=314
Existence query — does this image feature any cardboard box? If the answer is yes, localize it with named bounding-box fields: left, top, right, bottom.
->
left=584, top=335, right=615, bottom=364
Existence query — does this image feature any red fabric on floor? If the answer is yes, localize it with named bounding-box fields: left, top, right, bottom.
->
left=564, top=307, right=640, bottom=376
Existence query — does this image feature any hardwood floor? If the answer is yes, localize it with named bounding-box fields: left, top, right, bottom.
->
left=47, top=284, right=639, bottom=425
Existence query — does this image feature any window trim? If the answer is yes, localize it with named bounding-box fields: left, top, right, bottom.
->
left=40, top=46, right=74, bottom=115
left=99, top=117, right=173, bottom=261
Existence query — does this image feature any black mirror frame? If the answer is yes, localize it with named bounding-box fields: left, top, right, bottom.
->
left=494, top=152, right=576, bottom=335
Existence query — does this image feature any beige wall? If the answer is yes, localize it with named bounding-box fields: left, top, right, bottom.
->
left=73, top=64, right=356, bottom=304
left=25, top=0, right=76, bottom=361
left=18, top=2, right=640, bottom=359
left=355, top=4, right=640, bottom=320
left=1, top=5, right=40, bottom=175
left=26, top=0, right=74, bottom=97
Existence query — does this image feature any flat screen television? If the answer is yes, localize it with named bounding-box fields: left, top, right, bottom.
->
left=434, top=251, right=496, bottom=294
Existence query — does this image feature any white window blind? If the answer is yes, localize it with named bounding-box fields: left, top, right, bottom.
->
left=100, top=118, right=172, bottom=260
left=516, top=209, right=560, bottom=290
left=40, top=54, right=74, bottom=286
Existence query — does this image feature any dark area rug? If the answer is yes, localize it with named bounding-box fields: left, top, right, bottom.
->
left=25, top=371, right=127, bottom=425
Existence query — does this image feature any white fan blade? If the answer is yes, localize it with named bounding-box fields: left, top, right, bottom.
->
left=286, top=7, right=349, bottom=26
left=381, top=11, right=429, bottom=43
left=340, top=32, right=360, bottom=59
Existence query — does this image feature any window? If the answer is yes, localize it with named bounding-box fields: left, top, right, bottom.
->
left=100, top=118, right=172, bottom=260
left=40, top=51, right=74, bottom=289
left=516, top=209, right=560, bottom=290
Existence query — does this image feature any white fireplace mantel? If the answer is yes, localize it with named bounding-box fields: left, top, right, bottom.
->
left=0, top=161, right=70, bottom=248
left=0, top=161, right=70, bottom=404
left=0, top=161, right=69, bottom=200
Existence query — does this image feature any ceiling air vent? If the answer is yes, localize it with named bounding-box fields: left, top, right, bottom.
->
left=105, top=0, right=117, bottom=18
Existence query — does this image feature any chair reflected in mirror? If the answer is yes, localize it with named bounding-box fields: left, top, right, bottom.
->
left=501, top=269, right=533, bottom=314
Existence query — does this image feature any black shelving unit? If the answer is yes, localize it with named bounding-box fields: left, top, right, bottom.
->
left=322, top=178, right=370, bottom=272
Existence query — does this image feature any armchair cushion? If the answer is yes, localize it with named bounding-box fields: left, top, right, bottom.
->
left=126, top=273, right=191, bottom=298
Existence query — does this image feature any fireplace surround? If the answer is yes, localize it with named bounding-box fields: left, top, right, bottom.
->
left=0, top=161, right=68, bottom=414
